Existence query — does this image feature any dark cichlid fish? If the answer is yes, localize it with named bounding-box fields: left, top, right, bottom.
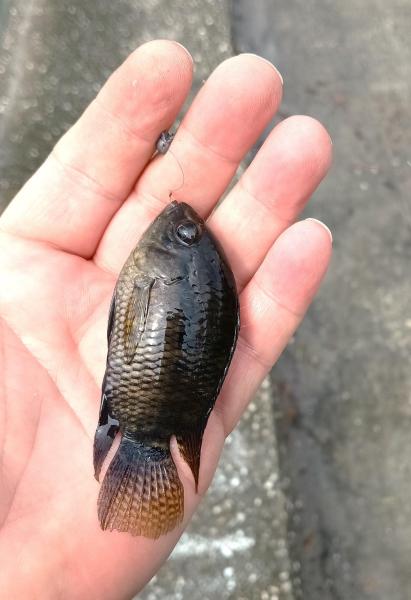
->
left=93, top=201, right=239, bottom=538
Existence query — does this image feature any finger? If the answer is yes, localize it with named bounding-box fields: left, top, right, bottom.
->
left=214, top=218, right=333, bottom=435
left=0, top=40, right=193, bottom=257
left=208, top=115, right=332, bottom=291
left=95, top=54, right=283, bottom=273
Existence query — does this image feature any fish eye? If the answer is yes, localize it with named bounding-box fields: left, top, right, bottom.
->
left=175, top=220, right=201, bottom=246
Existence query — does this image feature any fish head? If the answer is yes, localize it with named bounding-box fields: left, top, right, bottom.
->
left=131, top=201, right=200, bottom=274
left=131, top=201, right=236, bottom=292
left=152, top=200, right=205, bottom=249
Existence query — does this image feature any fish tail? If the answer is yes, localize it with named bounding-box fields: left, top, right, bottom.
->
left=97, top=434, right=184, bottom=538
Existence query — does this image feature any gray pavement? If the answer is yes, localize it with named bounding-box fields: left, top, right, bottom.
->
left=1, top=0, right=410, bottom=599
left=233, top=1, right=411, bottom=598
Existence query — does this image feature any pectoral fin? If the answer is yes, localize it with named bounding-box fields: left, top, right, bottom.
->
left=124, top=279, right=155, bottom=363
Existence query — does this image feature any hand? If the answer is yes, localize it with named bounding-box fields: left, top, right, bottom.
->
left=0, top=41, right=332, bottom=599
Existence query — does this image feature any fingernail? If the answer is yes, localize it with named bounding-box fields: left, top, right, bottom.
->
left=306, top=218, right=333, bottom=243
left=173, top=41, right=194, bottom=64
left=241, top=53, right=283, bottom=85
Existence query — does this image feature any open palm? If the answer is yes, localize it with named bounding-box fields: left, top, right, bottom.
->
left=0, top=41, right=332, bottom=599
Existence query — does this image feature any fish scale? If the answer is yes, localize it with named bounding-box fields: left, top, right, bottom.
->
left=93, top=201, right=239, bottom=538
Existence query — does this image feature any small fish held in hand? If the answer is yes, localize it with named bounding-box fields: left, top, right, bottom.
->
left=93, top=201, right=239, bottom=538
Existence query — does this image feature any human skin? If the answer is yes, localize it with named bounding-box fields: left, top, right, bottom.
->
left=0, top=40, right=332, bottom=599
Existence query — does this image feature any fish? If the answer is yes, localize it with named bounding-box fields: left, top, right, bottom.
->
left=93, top=200, right=239, bottom=538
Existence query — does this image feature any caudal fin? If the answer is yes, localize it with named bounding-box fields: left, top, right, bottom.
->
left=97, top=435, right=184, bottom=538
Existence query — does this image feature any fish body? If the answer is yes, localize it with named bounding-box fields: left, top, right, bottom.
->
left=93, top=201, right=239, bottom=538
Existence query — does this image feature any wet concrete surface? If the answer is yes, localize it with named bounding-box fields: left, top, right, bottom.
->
left=1, top=0, right=410, bottom=599
left=234, top=1, right=411, bottom=598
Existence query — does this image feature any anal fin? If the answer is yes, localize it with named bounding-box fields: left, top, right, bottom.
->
left=176, top=428, right=205, bottom=492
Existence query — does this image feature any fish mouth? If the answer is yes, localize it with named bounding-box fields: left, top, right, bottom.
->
left=161, top=200, right=205, bottom=232
left=166, top=200, right=204, bottom=224
left=163, top=200, right=182, bottom=216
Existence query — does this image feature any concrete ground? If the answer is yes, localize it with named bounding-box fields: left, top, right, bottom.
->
left=1, top=0, right=410, bottom=599
left=232, top=2, right=411, bottom=599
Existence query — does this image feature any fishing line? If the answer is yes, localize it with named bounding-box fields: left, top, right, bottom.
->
left=155, top=130, right=185, bottom=199
left=167, top=147, right=185, bottom=199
